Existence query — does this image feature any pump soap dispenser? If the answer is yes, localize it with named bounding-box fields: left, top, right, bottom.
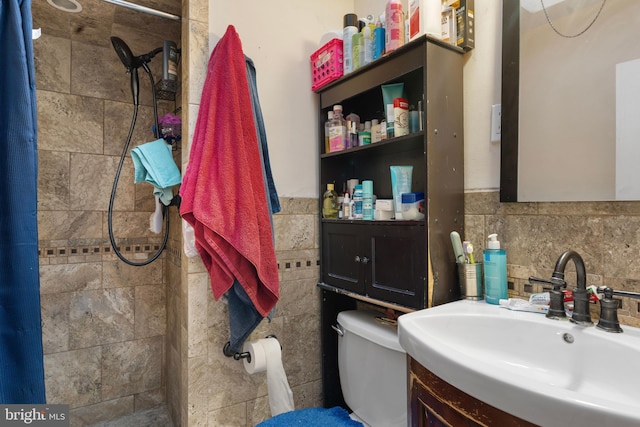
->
left=483, top=233, right=507, bottom=304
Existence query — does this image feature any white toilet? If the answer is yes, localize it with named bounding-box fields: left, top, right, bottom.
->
left=336, top=310, right=407, bottom=427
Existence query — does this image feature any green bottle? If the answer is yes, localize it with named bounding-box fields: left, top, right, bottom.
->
left=322, top=183, right=339, bottom=219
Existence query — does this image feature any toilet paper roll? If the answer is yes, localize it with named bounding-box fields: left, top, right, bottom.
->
left=243, top=338, right=268, bottom=374
left=243, top=337, right=295, bottom=416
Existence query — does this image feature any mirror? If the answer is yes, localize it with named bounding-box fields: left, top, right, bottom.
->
left=501, top=0, right=640, bottom=202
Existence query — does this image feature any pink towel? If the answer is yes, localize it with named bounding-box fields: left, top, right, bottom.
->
left=180, top=25, right=279, bottom=317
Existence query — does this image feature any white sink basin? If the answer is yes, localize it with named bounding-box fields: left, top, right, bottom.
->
left=398, top=300, right=640, bottom=427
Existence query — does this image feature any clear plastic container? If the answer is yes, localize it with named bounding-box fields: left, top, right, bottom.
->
left=401, top=192, right=424, bottom=220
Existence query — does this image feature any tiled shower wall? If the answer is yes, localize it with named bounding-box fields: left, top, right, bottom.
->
left=175, top=198, right=323, bottom=426
left=32, top=1, right=181, bottom=425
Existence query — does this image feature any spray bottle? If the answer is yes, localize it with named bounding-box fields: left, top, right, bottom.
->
left=343, top=13, right=359, bottom=74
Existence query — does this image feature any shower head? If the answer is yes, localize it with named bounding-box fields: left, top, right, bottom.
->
left=111, top=37, right=142, bottom=105
left=110, top=36, right=170, bottom=106
left=110, top=36, right=143, bottom=70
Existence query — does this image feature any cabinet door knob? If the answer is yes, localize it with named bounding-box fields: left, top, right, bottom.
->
left=354, top=255, right=361, bottom=263
left=361, top=256, right=369, bottom=264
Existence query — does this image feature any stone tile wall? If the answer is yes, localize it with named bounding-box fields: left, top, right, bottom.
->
left=465, top=191, right=640, bottom=328
left=178, top=197, right=322, bottom=427
left=33, top=1, right=181, bottom=425
left=177, top=2, right=323, bottom=424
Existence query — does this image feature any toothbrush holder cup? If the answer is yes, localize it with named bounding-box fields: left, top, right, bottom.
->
left=458, top=262, right=484, bottom=300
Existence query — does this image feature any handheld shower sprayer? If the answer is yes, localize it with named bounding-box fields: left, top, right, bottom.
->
left=108, top=36, right=180, bottom=266
left=110, top=37, right=165, bottom=106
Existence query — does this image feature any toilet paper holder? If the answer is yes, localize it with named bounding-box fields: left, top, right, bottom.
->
left=222, top=334, right=281, bottom=362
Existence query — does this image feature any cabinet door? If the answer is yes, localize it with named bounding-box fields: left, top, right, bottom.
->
left=321, top=223, right=365, bottom=294
left=367, top=225, right=427, bottom=308
left=410, top=358, right=539, bottom=427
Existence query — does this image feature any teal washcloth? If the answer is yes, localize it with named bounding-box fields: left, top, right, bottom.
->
left=131, top=138, right=182, bottom=205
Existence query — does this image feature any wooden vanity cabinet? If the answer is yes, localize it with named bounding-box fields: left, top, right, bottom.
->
left=409, top=357, right=539, bottom=426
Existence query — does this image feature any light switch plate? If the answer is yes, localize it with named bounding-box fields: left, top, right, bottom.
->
left=491, top=104, right=501, bottom=142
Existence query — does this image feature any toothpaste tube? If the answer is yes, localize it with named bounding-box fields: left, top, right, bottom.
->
left=529, top=292, right=550, bottom=305
left=499, top=298, right=549, bottom=314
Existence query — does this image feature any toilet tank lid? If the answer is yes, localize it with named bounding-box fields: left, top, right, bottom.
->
left=337, top=310, right=405, bottom=353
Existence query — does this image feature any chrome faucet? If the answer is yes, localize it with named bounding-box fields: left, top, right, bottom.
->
left=550, top=250, right=592, bottom=325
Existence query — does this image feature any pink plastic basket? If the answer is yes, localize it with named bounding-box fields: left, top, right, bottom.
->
left=310, top=38, right=343, bottom=91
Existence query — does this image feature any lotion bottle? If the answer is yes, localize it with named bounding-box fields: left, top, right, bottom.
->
left=483, top=233, right=508, bottom=304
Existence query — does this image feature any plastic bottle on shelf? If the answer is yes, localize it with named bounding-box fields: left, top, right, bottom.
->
left=352, top=32, right=363, bottom=71
left=359, top=121, right=372, bottom=145
left=322, top=183, right=339, bottom=219
left=353, top=184, right=363, bottom=219
left=373, top=18, right=385, bottom=60
left=329, top=105, right=347, bottom=152
left=362, top=180, right=374, bottom=220
left=346, top=113, right=360, bottom=149
left=342, top=191, right=351, bottom=219
left=483, top=234, right=508, bottom=304
left=343, top=13, right=359, bottom=74
left=371, top=119, right=381, bottom=143
left=350, top=121, right=359, bottom=148
left=324, top=110, right=334, bottom=154
left=386, top=0, right=404, bottom=53
left=363, top=23, right=375, bottom=66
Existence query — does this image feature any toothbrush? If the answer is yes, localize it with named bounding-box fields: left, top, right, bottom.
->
left=464, top=242, right=475, bottom=264
left=450, top=231, right=465, bottom=264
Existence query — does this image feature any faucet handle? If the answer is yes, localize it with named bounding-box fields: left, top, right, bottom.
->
left=546, top=285, right=567, bottom=319
left=596, top=287, right=623, bottom=333
left=529, top=276, right=567, bottom=319
left=529, top=276, right=567, bottom=289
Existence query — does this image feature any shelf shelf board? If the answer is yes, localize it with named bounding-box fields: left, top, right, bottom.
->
left=321, top=131, right=425, bottom=159
left=317, top=282, right=418, bottom=314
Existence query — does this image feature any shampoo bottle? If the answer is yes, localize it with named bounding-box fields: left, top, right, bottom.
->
left=483, top=234, right=508, bottom=304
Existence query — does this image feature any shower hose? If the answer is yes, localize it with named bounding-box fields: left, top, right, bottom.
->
left=108, top=63, right=170, bottom=266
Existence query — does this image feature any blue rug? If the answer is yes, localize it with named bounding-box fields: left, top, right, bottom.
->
left=256, top=407, right=363, bottom=426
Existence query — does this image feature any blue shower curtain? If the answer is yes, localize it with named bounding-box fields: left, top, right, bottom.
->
left=0, top=0, right=46, bottom=403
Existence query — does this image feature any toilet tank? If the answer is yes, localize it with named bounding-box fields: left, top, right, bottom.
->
left=337, top=310, right=407, bottom=427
